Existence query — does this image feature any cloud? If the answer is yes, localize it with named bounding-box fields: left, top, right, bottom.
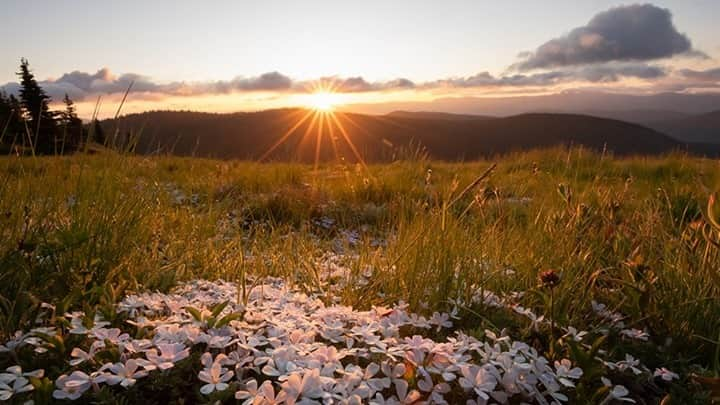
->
left=432, top=63, right=666, bottom=88
left=4, top=62, right=717, bottom=103
left=172, top=72, right=293, bottom=95
left=516, top=4, right=702, bottom=71
left=1, top=68, right=417, bottom=101
left=575, top=63, right=666, bottom=82
left=0, top=69, right=296, bottom=101
left=306, top=76, right=415, bottom=93
left=335, top=77, right=374, bottom=92
left=434, top=71, right=567, bottom=87
left=49, top=69, right=159, bottom=98
left=678, top=67, right=720, bottom=82
left=212, top=72, right=293, bottom=92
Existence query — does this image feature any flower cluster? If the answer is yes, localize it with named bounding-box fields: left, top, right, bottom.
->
left=0, top=277, right=678, bottom=403
left=0, top=366, right=42, bottom=401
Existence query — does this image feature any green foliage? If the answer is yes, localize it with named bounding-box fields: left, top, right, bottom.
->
left=185, top=301, right=244, bottom=329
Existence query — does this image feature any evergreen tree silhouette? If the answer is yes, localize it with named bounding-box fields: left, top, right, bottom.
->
left=0, top=91, right=24, bottom=150
left=61, top=93, right=84, bottom=152
left=93, top=120, right=106, bottom=146
left=0, top=92, right=11, bottom=146
left=17, top=58, right=57, bottom=153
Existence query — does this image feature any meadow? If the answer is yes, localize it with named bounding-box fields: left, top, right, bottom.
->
left=1, top=148, right=719, bottom=404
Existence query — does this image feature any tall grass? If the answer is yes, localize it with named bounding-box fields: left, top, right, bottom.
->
left=1, top=148, right=719, bottom=371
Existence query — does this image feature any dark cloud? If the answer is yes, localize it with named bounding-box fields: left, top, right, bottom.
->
left=184, top=72, right=293, bottom=94
left=678, top=67, right=720, bottom=81
left=436, top=71, right=567, bottom=87
left=4, top=62, right=715, bottom=103
left=51, top=69, right=158, bottom=97
left=229, top=71, right=293, bottom=91
left=575, top=63, right=666, bottom=82
left=516, top=4, right=701, bottom=71
left=0, top=68, right=151, bottom=101
left=432, top=63, right=666, bottom=88
left=0, top=69, right=417, bottom=101
left=0, top=69, right=295, bottom=101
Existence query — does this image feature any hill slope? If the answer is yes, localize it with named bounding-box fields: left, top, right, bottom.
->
left=385, top=111, right=495, bottom=121
left=100, top=109, right=690, bottom=161
left=645, top=110, right=720, bottom=144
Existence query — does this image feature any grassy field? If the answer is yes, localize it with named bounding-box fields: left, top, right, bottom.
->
left=1, top=148, right=719, bottom=404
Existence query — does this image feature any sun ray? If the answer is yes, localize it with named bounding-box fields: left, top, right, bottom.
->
left=296, top=111, right=320, bottom=159
left=314, top=112, right=325, bottom=171
left=261, top=80, right=373, bottom=167
left=259, top=109, right=315, bottom=162
left=337, top=112, right=403, bottom=157
left=329, top=112, right=368, bottom=171
left=325, top=111, right=341, bottom=164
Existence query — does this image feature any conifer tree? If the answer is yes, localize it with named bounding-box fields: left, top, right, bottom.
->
left=61, top=93, right=84, bottom=151
left=93, top=119, right=106, bottom=145
left=17, top=58, right=57, bottom=153
left=0, top=92, right=10, bottom=145
left=0, top=92, right=24, bottom=149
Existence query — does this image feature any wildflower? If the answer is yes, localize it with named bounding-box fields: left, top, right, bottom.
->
left=280, top=369, right=327, bottom=402
left=0, top=331, right=28, bottom=353
left=513, top=305, right=545, bottom=331
left=539, top=269, right=560, bottom=288
left=198, top=353, right=234, bottom=394
left=562, top=326, right=588, bottom=342
left=393, top=379, right=422, bottom=404
left=0, top=276, right=618, bottom=404
left=459, top=365, right=497, bottom=401
left=309, top=345, right=346, bottom=374
left=256, top=380, right=284, bottom=404
left=117, top=296, right=147, bottom=317
left=226, top=347, right=254, bottom=369
left=103, top=359, right=148, bottom=388
left=619, top=328, right=650, bottom=341
left=428, top=382, right=451, bottom=404
left=123, top=338, right=153, bottom=354
left=235, top=379, right=260, bottom=404
left=608, top=354, right=643, bottom=375
left=93, top=328, right=130, bottom=345
left=381, top=362, right=406, bottom=379
left=601, top=377, right=636, bottom=403
left=0, top=377, right=34, bottom=401
left=0, top=365, right=44, bottom=401
left=207, top=334, right=236, bottom=349
left=141, top=343, right=190, bottom=371
left=53, top=371, right=106, bottom=400
left=554, top=359, right=583, bottom=387
left=70, top=340, right=105, bottom=366
left=591, top=301, right=626, bottom=328
left=429, top=312, right=453, bottom=331
left=0, top=365, right=44, bottom=383
left=370, top=341, right=404, bottom=361
left=653, top=367, right=679, bottom=382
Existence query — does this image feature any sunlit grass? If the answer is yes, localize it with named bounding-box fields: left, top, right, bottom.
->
left=0, top=148, right=719, bottom=402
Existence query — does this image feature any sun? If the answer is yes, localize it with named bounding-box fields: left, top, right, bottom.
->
left=305, top=91, right=342, bottom=111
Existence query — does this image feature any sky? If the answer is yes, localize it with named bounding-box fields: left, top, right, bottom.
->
left=1, top=1, right=719, bottom=117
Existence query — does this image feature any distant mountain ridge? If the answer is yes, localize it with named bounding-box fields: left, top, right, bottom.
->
left=385, top=111, right=495, bottom=121
left=644, top=110, right=720, bottom=144
left=345, top=91, right=720, bottom=117
left=99, top=108, right=717, bottom=161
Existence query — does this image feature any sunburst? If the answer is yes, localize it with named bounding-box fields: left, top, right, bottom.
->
left=305, top=91, right=342, bottom=111
left=259, top=79, right=370, bottom=174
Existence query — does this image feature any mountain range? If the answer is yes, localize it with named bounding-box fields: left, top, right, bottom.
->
left=98, top=107, right=720, bottom=162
